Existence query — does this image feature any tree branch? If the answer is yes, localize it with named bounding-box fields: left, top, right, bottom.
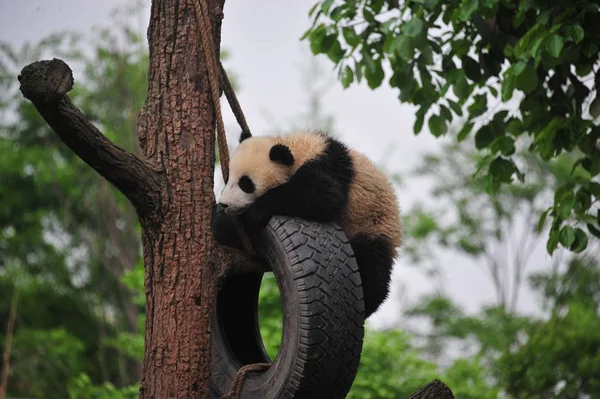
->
left=408, top=380, right=455, bottom=399
left=18, top=58, right=164, bottom=218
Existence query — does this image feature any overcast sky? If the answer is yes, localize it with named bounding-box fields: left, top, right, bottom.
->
left=0, top=0, right=558, bottom=328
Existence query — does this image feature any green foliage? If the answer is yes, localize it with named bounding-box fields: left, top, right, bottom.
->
left=401, top=136, right=591, bottom=311
left=257, top=274, right=283, bottom=360
left=68, top=373, right=138, bottom=399
left=0, top=2, right=150, bottom=397
left=404, top=254, right=600, bottom=399
left=9, top=328, right=86, bottom=398
left=499, top=257, right=600, bottom=398
left=442, top=358, right=502, bottom=399
left=303, top=0, right=600, bottom=254
left=347, top=329, right=438, bottom=398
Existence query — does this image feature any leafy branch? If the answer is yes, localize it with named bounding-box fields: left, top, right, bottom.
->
left=302, top=0, right=600, bottom=254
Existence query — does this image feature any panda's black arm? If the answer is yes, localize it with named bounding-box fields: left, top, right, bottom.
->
left=242, top=165, right=346, bottom=235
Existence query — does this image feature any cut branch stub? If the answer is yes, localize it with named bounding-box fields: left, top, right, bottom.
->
left=408, top=379, right=455, bottom=399
left=18, top=58, right=74, bottom=104
left=18, top=58, right=164, bottom=220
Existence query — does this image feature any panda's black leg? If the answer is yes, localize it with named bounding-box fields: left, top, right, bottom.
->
left=212, top=203, right=244, bottom=251
left=349, top=234, right=395, bottom=318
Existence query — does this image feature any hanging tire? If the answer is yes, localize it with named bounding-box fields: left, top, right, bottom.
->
left=210, top=208, right=365, bottom=399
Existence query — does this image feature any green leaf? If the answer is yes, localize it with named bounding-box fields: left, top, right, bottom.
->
left=457, top=122, right=474, bottom=141
left=402, top=17, right=425, bottom=38
left=468, top=94, right=487, bottom=118
left=496, top=136, right=516, bottom=156
left=460, top=0, right=479, bottom=22
left=342, top=27, right=361, bottom=47
left=558, top=195, right=576, bottom=219
left=545, top=34, right=564, bottom=58
left=475, top=125, right=495, bottom=149
left=537, top=208, right=550, bottom=233
left=589, top=182, right=600, bottom=198
left=447, top=99, right=463, bottom=116
left=439, top=104, right=453, bottom=122
left=394, top=35, right=415, bottom=61
left=489, top=157, right=516, bottom=183
left=590, top=95, right=600, bottom=118
left=428, top=114, right=447, bottom=137
left=321, top=0, right=334, bottom=13
left=559, top=225, right=576, bottom=247
left=566, top=24, right=585, bottom=43
left=571, top=228, right=588, bottom=252
left=309, top=25, right=329, bottom=54
left=362, top=8, right=376, bottom=24
left=463, top=56, right=482, bottom=82
left=501, top=74, right=516, bottom=101
left=421, top=45, right=434, bottom=65
left=414, top=108, right=426, bottom=135
left=355, top=62, right=363, bottom=82
left=365, top=59, right=385, bottom=89
left=370, top=0, right=385, bottom=13
left=547, top=229, right=560, bottom=254
left=341, top=66, right=354, bottom=88
left=512, top=61, right=527, bottom=76
left=330, top=6, right=344, bottom=22
left=327, top=39, right=344, bottom=64
left=516, top=64, right=538, bottom=93
left=453, top=74, right=469, bottom=100
left=383, top=34, right=395, bottom=54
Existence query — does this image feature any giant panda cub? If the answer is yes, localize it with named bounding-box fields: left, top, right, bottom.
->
left=216, top=130, right=402, bottom=318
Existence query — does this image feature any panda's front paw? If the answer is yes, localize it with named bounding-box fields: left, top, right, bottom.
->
left=242, top=205, right=272, bottom=236
left=212, top=203, right=244, bottom=250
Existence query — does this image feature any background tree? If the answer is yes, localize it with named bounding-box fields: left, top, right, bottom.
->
left=0, top=6, right=150, bottom=395
left=302, top=0, right=600, bottom=254
left=394, top=126, right=600, bottom=398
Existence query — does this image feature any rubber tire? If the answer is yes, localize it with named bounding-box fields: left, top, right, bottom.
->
left=210, top=215, right=365, bottom=399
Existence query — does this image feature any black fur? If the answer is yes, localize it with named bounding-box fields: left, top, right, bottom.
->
left=239, top=129, right=252, bottom=142
left=241, top=135, right=354, bottom=235
left=269, top=144, right=295, bottom=166
left=350, top=234, right=394, bottom=317
left=212, top=203, right=244, bottom=250
left=239, top=175, right=255, bottom=193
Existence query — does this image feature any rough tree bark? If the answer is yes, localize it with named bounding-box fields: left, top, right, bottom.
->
left=18, top=0, right=235, bottom=397
left=133, top=0, right=226, bottom=396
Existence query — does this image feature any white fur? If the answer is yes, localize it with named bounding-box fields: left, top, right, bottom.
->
left=218, top=181, right=256, bottom=216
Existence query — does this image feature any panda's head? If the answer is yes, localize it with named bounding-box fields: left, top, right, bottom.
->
left=218, top=131, right=295, bottom=215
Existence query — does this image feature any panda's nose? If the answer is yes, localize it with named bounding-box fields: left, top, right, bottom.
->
left=219, top=202, right=229, bottom=209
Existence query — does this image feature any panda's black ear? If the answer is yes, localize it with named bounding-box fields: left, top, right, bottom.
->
left=269, top=144, right=295, bottom=166
left=239, top=129, right=252, bottom=143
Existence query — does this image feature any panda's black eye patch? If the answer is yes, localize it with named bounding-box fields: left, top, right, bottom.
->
left=239, top=175, right=255, bottom=193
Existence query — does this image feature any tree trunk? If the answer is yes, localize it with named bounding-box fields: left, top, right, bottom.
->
left=18, top=0, right=228, bottom=396
left=135, top=0, right=226, bottom=397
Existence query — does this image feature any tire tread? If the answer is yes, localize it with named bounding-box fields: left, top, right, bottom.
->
left=268, top=216, right=364, bottom=399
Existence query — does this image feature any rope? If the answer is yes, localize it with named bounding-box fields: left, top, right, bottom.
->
left=192, top=1, right=271, bottom=398
left=192, top=0, right=254, bottom=256
left=220, top=62, right=251, bottom=139
left=221, top=363, right=272, bottom=399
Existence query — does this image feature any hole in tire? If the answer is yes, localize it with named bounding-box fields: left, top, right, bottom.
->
left=258, top=273, right=283, bottom=361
